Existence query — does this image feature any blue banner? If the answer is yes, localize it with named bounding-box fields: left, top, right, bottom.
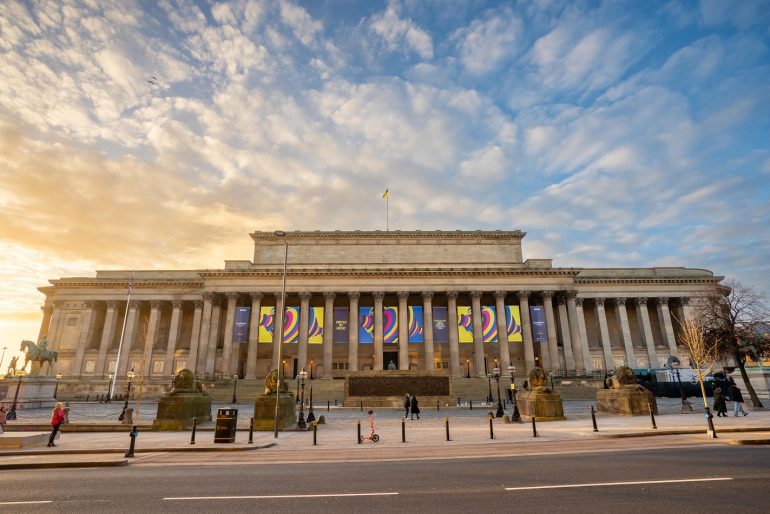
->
left=333, top=307, right=349, bottom=343
left=233, top=307, right=250, bottom=343
left=529, top=305, right=547, bottom=343
left=359, top=306, right=374, bottom=343
left=432, top=306, right=448, bottom=343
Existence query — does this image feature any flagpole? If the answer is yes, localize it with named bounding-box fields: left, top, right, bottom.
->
left=386, top=194, right=389, bottom=232
left=109, top=270, right=134, bottom=400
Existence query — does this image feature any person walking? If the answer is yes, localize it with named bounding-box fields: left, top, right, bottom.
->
left=410, top=395, right=420, bottom=420
left=728, top=381, right=748, bottom=417
left=403, top=394, right=411, bottom=419
left=712, top=387, right=727, bottom=417
left=47, top=402, right=66, bottom=447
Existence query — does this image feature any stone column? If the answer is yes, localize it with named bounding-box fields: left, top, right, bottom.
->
left=205, top=296, right=221, bottom=375
left=574, top=298, right=593, bottom=373
left=493, top=291, right=511, bottom=372
left=657, top=298, right=679, bottom=358
left=447, top=292, right=460, bottom=377
left=518, top=291, right=536, bottom=372
left=48, top=301, right=65, bottom=349
left=323, top=292, right=335, bottom=378
left=245, top=293, right=262, bottom=378
left=221, top=293, right=238, bottom=376
left=196, top=294, right=214, bottom=374
left=373, top=291, right=385, bottom=371
left=470, top=291, right=485, bottom=376
left=141, top=300, right=162, bottom=377
left=348, top=292, right=360, bottom=372
left=95, top=301, right=119, bottom=376
left=164, top=299, right=183, bottom=377
left=566, top=292, right=586, bottom=372
left=118, top=302, right=140, bottom=376
left=71, top=301, right=98, bottom=376
left=635, top=298, right=657, bottom=367
left=271, top=292, right=284, bottom=371
left=681, top=297, right=694, bottom=321
left=422, top=292, right=434, bottom=371
left=187, top=300, right=204, bottom=374
left=397, top=291, right=410, bottom=370
left=542, top=291, right=559, bottom=371
left=38, top=304, right=53, bottom=343
left=556, top=295, right=576, bottom=370
left=595, top=298, right=614, bottom=371
left=297, top=292, right=311, bottom=374
left=614, top=298, right=637, bottom=368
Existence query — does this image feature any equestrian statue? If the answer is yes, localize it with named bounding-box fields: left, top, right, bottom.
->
left=20, top=337, right=58, bottom=375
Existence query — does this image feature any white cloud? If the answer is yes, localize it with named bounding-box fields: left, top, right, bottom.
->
left=454, top=7, right=520, bottom=74
left=369, top=0, right=433, bottom=59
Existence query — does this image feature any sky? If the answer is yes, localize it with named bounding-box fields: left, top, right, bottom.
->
left=1, top=0, right=769, bottom=367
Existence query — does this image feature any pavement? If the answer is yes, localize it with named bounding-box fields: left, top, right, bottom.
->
left=1, top=398, right=768, bottom=469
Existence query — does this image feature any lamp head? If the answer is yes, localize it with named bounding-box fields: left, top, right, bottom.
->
left=507, top=365, right=515, bottom=374
left=299, top=369, right=308, bottom=380
left=493, top=367, right=500, bottom=377
left=274, top=230, right=287, bottom=237
left=127, top=368, right=136, bottom=379
left=16, top=369, right=26, bottom=378
left=56, top=372, right=62, bottom=380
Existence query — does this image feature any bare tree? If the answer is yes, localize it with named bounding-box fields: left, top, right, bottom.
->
left=677, top=317, right=719, bottom=409
left=696, top=279, right=770, bottom=408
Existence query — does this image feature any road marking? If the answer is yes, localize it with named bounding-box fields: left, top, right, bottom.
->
left=505, top=477, right=732, bottom=491
left=164, top=492, right=398, bottom=501
left=0, top=501, right=53, bottom=505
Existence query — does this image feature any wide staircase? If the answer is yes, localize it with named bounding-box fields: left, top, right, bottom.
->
left=201, top=378, right=346, bottom=405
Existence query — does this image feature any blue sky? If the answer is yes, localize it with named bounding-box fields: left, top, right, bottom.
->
left=0, top=0, right=769, bottom=354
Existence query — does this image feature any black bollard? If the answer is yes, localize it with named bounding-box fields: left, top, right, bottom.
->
left=334, top=399, right=337, bottom=406
left=190, top=417, right=197, bottom=445
left=248, top=417, right=254, bottom=444
left=437, top=400, right=440, bottom=411
left=125, top=425, right=138, bottom=457
left=705, top=407, right=717, bottom=439
left=327, top=400, right=330, bottom=412
left=649, top=401, right=657, bottom=430
left=489, top=414, right=494, bottom=439
left=457, top=397, right=460, bottom=406
left=591, top=405, right=598, bottom=432
left=445, top=417, right=450, bottom=441
left=357, top=419, right=361, bottom=444
left=401, top=418, right=406, bottom=443
left=360, top=401, right=363, bottom=412
left=313, top=421, right=317, bottom=446
left=531, top=416, right=539, bottom=438
left=470, top=400, right=473, bottom=411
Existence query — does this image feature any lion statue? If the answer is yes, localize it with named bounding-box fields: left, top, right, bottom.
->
left=527, top=367, right=549, bottom=392
left=606, top=366, right=645, bottom=391
left=170, top=369, right=207, bottom=395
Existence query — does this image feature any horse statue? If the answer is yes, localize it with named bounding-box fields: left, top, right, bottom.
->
left=20, top=339, right=58, bottom=376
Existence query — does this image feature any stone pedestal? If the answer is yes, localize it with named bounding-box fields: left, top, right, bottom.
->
left=252, top=393, right=296, bottom=431
left=597, top=387, right=658, bottom=416
left=152, top=393, right=212, bottom=431
left=0, top=376, right=57, bottom=409
left=518, top=390, right=565, bottom=421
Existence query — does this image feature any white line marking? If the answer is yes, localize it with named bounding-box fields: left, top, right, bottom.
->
left=0, top=501, right=53, bottom=505
left=164, top=492, right=398, bottom=501
left=505, top=477, right=732, bottom=491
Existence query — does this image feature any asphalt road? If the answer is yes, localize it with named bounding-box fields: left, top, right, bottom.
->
left=2, top=446, right=769, bottom=513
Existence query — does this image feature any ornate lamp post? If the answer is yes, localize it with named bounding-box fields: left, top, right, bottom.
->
left=106, top=373, right=113, bottom=403
left=118, top=368, right=135, bottom=422
left=669, top=357, right=686, bottom=405
left=282, top=359, right=287, bottom=379
left=6, top=369, right=26, bottom=421
left=231, top=374, right=238, bottom=404
left=54, top=372, right=62, bottom=400
left=466, top=357, right=470, bottom=379
left=296, top=368, right=307, bottom=430
left=493, top=366, right=504, bottom=417
left=508, top=365, right=521, bottom=422
left=309, top=359, right=314, bottom=380
left=306, top=384, right=315, bottom=423
left=486, top=372, right=494, bottom=404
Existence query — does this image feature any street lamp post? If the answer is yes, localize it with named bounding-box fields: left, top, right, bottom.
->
left=466, top=358, right=470, bottom=379
left=508, top=365, right=521, bottom=422
left=282, top=359, right=287, bottom=379
left=306, top=385, right=315, bottom=423
left=54, top=372, right=62, bottom=400
left=232, top=374, right=238, bottom=404
left=296, top=376, right=300, bottom=404
left=273, top=230, right=289, bottom=439
left=118, top=368, right=135, bottom=422
left=493, top=367, right=503, bottom=417
left=486, top=372, right=494, bottom=404
left=6, top=370, right=26, bottom=421
left=297, top=368, right=307, bottom=430
left=106, top=373, right=113, bottom=403
left=310, top=359, right=314, bottom=380
left=0, top=346, right=7, bottom=370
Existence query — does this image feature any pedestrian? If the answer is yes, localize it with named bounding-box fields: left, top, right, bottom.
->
left=48, top=402, right=66, bottom=447
left=712, top=387, right=727, bottom=417
left=0, top=405, right=7, bottom=434
left=403, top=394, right=410, bottom=419
left=410, top=395, right=420, bottom=420
left=728, top=382, right=748, bottom=417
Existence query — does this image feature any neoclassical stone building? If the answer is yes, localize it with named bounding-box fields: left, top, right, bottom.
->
left=37, top=230, right=720, bottom=381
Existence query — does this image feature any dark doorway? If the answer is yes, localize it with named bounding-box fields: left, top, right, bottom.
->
left=383, top=351, right=398, bottom=370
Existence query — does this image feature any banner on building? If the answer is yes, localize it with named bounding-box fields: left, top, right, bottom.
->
left=408, top=306, right=424, bottom=343
left=308, top=307, right=324, bottom=344
left=333, top=307, right=349, bottom=343
left=529, top=305, right=547, bottom=343
left=432, top=307, right=448, bottom=343
left=457, top=306, right=473, bottom=343
left=383, top=306, right=398, bottom=344
left=283, top=306, right=299, bottom=344
left=233, top=307, right=250, bottom=343
left=258, top=306, right=299, bottom=343
left=359, top=307, right=374, bottom=343
left=258, top=306, right=275, bottom=343
left=481, top=306, right=498, bottom=343
left=505, top=306, right=523, bottom=342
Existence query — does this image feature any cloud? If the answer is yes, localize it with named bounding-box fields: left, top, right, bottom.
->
left=453, top=6, right=520, bottom=74
left=368, top=0, right=434, bottom=59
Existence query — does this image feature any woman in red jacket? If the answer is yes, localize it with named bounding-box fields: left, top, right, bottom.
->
left=48, top=402, right=65, bottom=447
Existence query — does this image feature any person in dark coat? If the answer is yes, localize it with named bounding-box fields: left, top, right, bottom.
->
left=403, top=394, right=411, bottom=419
left=712, top=387, right=727, bottom=417
left=728, top=382, right=748, bottom=416
left=410, top=395, right=420, bottom=420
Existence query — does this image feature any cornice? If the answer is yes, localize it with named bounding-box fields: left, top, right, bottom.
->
left=251, top=230, right=526, bottom=242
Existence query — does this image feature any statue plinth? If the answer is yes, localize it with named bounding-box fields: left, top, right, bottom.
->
left=518, top=389, right=565, bottom=421
left=0, top=376, right=57, bottom=409
left=152, top=369, right=212, bottom=430
left=596, top=388, right=657, bottom=416
left=252, top=393, right=296, bottom=431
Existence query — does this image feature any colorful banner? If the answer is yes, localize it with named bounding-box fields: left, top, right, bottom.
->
left=283, top=306, right=299, bottom=344
left=258, top=306, right=275, bottom=343
left=505, top=306, right=523, bottom=342
left=258, top=306, right=300, bottom=343
left=457, top=306, right=473, bottom=343
left=333, top=307, right=349, bottom=343
left=359, top=306, right=374, bottom=343
left=432, top=307, right=448, bottom=343
left=408, top=306, right=424, bottom=343
left=529, top=305, right=547, bottom=342
left=233, top=307, right=250, bottom=343
left=308, top=307, right=324, bottom=344
left=481, top=306, right=498, bottom=343
left=383, top=306, right=398, bottom=344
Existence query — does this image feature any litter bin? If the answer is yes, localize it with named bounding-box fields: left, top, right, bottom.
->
left=214, top=408, right=238, bottom=443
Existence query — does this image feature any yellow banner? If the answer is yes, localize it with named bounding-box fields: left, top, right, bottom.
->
left=457, top=306, right=473, bottom=343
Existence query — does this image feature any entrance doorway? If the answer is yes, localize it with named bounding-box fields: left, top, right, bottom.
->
left=383, top=351, right=398, bottom=370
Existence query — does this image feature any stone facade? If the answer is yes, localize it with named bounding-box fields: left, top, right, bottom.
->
left=35, top=230, right=721, bottom=381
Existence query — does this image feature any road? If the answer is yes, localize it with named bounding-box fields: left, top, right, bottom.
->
left=2, top=445, right=768, bottom=513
